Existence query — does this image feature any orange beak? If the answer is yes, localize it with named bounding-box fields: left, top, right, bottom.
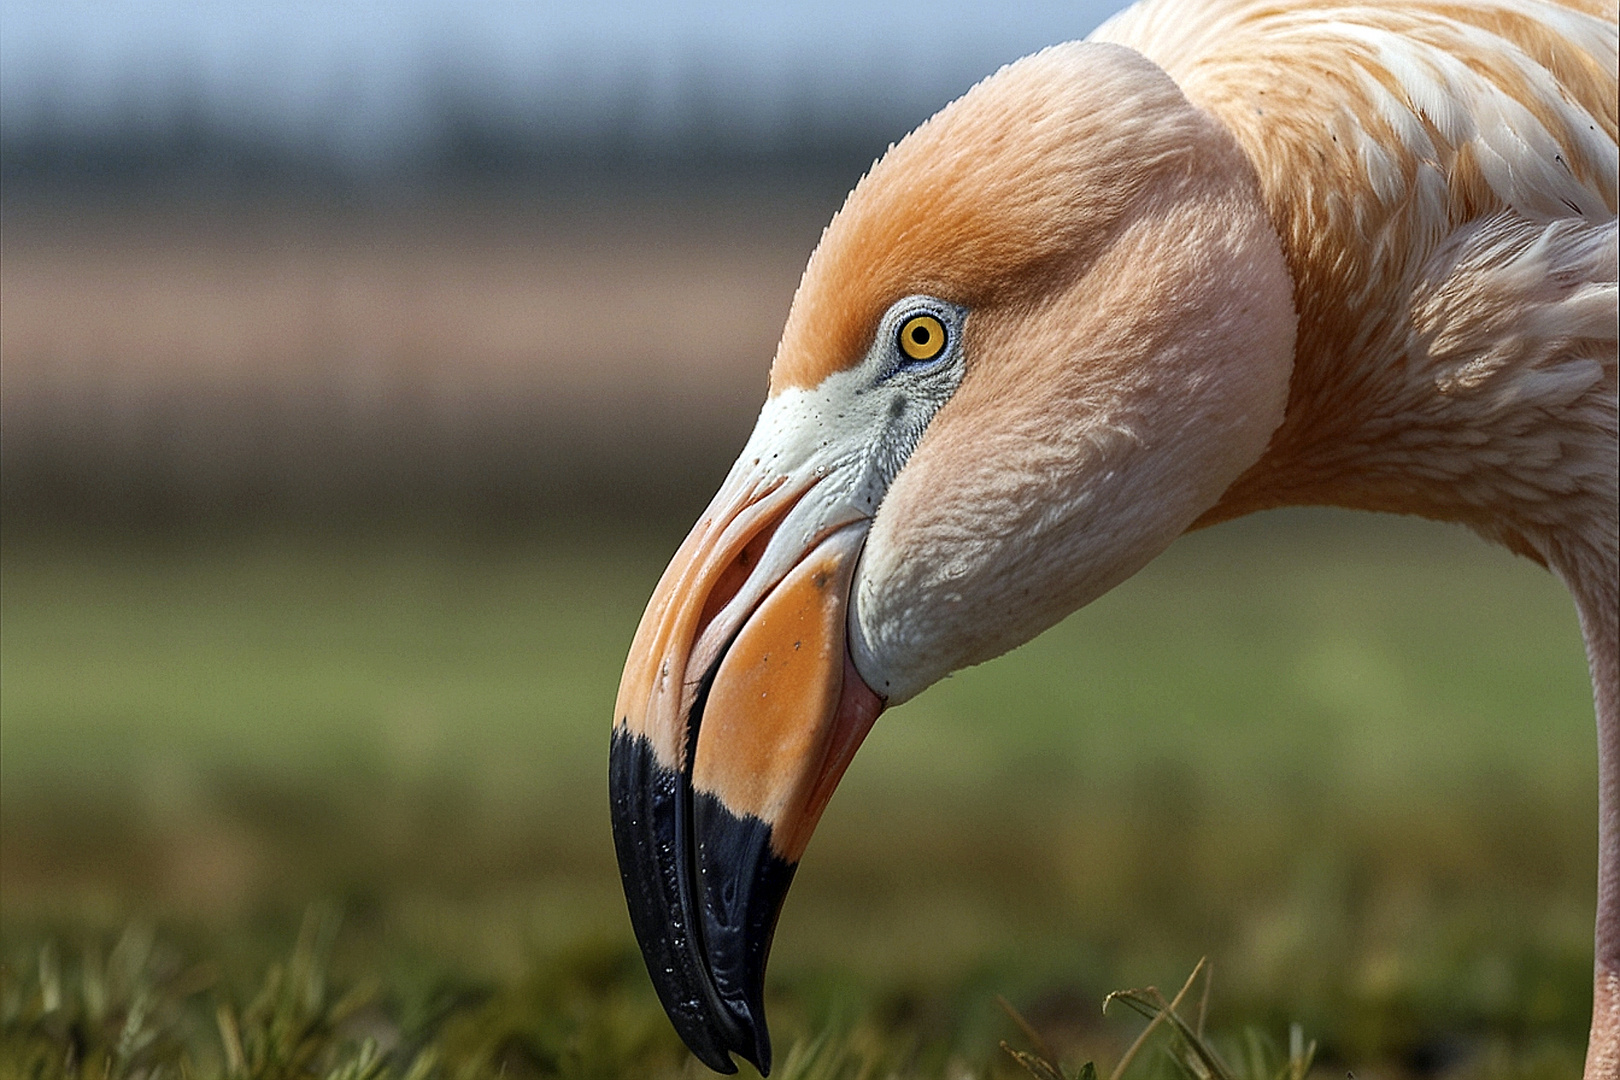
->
left=609, top=460, right=885, bottom=1074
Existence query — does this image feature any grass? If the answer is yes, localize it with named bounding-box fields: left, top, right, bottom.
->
left=0, top=508, right=1600, bottom=1077
left=0, top=911, right=1321, bottom=1080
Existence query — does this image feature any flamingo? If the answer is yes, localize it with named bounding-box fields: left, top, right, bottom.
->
left=606, top=0, right=1619, bottom=1073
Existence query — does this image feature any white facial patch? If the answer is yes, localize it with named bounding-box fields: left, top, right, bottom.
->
left=685, top=297, right=968, bottom=679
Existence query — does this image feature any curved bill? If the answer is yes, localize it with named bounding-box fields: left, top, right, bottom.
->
left=609, top=453, right=885, bottom=1074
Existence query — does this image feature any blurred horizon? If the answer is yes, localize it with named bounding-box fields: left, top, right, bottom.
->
left=3, top=1, right=1123, bottom=201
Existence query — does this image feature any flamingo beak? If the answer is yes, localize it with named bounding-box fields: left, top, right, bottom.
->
left=609, top=458, right=886, bottom=1074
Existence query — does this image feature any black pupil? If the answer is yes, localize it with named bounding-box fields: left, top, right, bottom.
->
left=912, top=326, right=930, bottom=344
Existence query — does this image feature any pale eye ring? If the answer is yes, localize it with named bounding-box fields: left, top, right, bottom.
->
left=897, top=313, right=947, bottom=363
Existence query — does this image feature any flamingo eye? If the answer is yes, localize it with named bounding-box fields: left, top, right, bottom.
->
left=897, top=313, right=947, bottom=363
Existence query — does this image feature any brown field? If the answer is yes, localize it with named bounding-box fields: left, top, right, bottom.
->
left=1, top=195, right=847, bottom=527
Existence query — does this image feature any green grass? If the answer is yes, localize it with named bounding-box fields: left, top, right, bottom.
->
left=0, top=509, right=1599, bottom=1077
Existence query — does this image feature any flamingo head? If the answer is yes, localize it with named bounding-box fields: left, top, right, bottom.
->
left=608, top=41, right=1296, bottom=1074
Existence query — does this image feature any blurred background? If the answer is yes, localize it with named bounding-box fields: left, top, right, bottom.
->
left=0, top=3, right=1601, bottom=1077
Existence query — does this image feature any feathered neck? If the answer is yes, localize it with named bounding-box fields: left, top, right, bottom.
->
left=1097, top=0, right=1617, bottom=558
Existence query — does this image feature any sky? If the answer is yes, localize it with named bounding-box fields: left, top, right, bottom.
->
left=1, top=1, right=1133, bottom=158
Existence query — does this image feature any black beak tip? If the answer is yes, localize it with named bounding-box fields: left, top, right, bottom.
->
left=611, top=729, right=798, bottom=1077
left=610, top=730, right=738, bottom=1071
left=694, top=789, right=798, bottom=1074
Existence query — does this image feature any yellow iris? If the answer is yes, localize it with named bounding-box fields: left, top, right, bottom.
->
left=898, top=314, right=946, bottom=362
